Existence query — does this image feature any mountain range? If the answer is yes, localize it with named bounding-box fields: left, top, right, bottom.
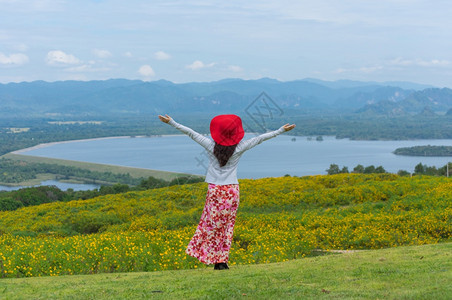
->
left=0, top=78, right=451, bottom=118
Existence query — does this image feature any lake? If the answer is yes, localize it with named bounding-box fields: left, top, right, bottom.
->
left=0, top=180, right=100, bottom=192
left=12, top=134, right=452, bottom=181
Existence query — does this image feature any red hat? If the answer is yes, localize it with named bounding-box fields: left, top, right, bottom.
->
left=210, top=114, right=245, bottom=146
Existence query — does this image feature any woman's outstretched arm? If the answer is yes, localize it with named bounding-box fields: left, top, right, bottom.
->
left=236, top=123, right=296, bottom=154
left=158, top=114, right=213, bottom=150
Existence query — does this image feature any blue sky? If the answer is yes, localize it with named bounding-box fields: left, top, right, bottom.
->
left=1, top=0, right=452, bottom=87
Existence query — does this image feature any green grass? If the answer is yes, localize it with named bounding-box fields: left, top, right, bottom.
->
left=2, top=153, right=200, bottom=182
left=1, top=243, right=450, bottom=299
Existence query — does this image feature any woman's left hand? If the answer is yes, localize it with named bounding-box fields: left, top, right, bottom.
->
left=158, top=114, right=171, bottom=123
left=283, top=124, right=296, bottom=132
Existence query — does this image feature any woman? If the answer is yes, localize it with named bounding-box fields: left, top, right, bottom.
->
left=158, top=114, right=295, bottom=270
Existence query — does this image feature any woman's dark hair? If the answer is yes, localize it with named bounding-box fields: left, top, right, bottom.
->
left=214, top=143, right=237, bottom=167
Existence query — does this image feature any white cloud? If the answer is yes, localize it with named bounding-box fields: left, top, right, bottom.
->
left=186, top=60, right=216, bottom=70
left=257, top=1, right=451, bottom=28
left=389, top=57, right=450, bottom=67
left=65, top=65, right=91, bottom=72
left=228, top=65, right=243, bottom=72
left=11, top=43, right=28, bottom=52
left=334, top=57, right=451, bottom=76
left=0, top=0, right=65, bottom=12
left=333, top=65, right=383, bottom=74
left=359, top=66, right=384, bottom=73
left=154, top=51, right=171, bottom=60
left=46, top=50, right=81, bottom=65
left=332, top=58, right=451, bottom=77
left=0, top=31, right=8, bottom=41
left=92, top=49, right=112, bottom=59
left=32, top=0, right=65, bottom=12
left=65, top=64, right=111, bottom=73
left=0, top=52, right=29, bottom=65
left=124, top=51, right=133, bottom=58
left=138, top=64, right=155, bottom=77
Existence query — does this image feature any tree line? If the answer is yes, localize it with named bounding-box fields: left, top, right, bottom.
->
left=412, top=162, right=452, bottom=176
left=394, top=145, right=452, bottom=156
left=326, top=164, right=387, bottom=175
left=326, top=162, right=452, bottom=177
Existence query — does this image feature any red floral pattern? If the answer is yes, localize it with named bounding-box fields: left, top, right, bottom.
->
left=186, top=183, right=240, bottom=264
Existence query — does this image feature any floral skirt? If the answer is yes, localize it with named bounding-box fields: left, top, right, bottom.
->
left=186, top=183, right=240, bottom=265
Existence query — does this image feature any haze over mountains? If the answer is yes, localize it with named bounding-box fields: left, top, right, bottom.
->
left=1, top=78, right=451, bottom=118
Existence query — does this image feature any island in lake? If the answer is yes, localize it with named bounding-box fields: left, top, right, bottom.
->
left=394, top=145, right=452, bottom=156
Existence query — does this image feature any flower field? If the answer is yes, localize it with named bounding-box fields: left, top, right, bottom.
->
left=0, top=174, right=451, bottom=278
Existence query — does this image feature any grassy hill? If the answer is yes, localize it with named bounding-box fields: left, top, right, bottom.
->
left=1, top=242, right=450, bottom=299
left=0, top=174, right=450, bottom=280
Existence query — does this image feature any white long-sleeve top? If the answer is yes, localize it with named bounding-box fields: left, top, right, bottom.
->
left=168, top=118, right=286, bottom=185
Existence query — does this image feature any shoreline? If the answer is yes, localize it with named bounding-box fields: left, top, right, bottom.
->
left=11, top=132, right=273, bottom=155
left=9, top=131, right=452, bottom=157
left=11, top=134, right=192, bottom=154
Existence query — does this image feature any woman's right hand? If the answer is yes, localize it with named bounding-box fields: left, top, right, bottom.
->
left=283, top=123, right=296, bottom=132
left=158, top=114, right=171, bottom=123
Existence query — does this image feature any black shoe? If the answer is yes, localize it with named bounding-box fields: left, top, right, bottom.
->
left=214, top=263, right=229, bottom=270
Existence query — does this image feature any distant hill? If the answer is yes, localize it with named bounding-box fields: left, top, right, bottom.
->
left=401, top=88, right=452, bottom=112
left=357, top=87, right=452, bottom=115
left=417, top=106, right=437, bottom=117
left=333, top=86, right=411, bottom=112
left=301, top=78, right=435, bottom=90
left=0, top=78, right=450, bottom=118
